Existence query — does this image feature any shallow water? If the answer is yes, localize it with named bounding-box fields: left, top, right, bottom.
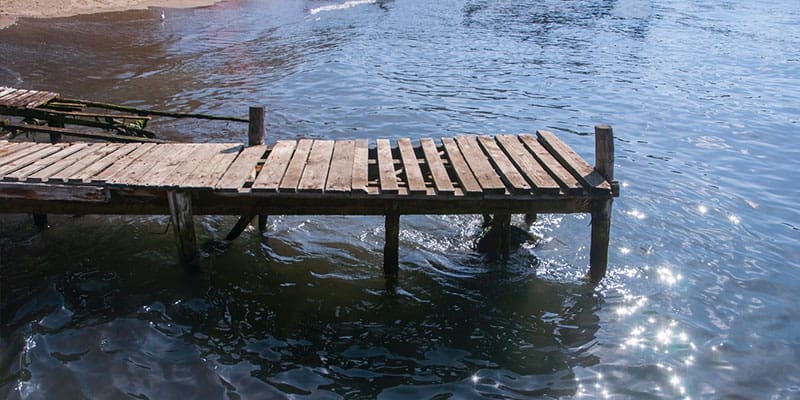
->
left=1, top=0, right=799, bottom=398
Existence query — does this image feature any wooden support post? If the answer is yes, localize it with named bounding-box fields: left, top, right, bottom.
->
left=524, top=213, right=537, bottom=227
left=225, top=212, right=256, bottom=241
left=47, top=116, right=64, bottom=144
left=250, top=105, right=269, bottom=232
left=33, top=213, right=48, bottom=229
left=383, top=205, right=400, bottom=285
left=168, top=190, right=200, bottom=270
left=589, top=124, right=615, bottom=283
left=492, top=214, right=512, bottom=257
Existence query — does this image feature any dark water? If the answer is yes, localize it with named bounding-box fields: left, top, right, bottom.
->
left=1, top=0, right=799, bottom=398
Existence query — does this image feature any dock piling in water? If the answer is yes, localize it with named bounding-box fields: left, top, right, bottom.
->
left=589, top=125, right=615, bottom=283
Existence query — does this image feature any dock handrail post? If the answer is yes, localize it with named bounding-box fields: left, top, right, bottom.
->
left=168, top=190, right=200, bottom=270
left=384, top=202, right=400, bottom=289
left=589, top=125, right=614, bottom=283
left=249, top=105, right=270, bottom=232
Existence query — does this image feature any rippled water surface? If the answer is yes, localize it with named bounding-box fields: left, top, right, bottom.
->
left=1, top=0, right=799, bottom=398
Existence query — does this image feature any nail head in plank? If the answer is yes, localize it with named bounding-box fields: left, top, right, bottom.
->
left=495, top=134, right=560, bottom=194
left=298, top=140, right=335, bottom=192
left=441, top=137, right=482, bottom=195
left=252, top=140, right=296, bottom=192
left=91, top=143, right=156, bottom=183
left=215, top=145, right=268, bottom=191
left=476, top=135, right=530, bottom=193
left=454, top=135, right=506, bottom=194
left=420, top=138, right=455, bottom=194
left=398, top=138, right=427, bottom=194
left=325, top=140, right=355, bottom=193
left=518, top=134, right=582, bottom=193
left=536, top=130, right=611, bottom=191
left=279, top=139, right=313, bottom=192
left=182, top=144, right=243, bottom=189
left=377, top=139, right=399, bottom=194
left=352, top=139, right=369, bottom=194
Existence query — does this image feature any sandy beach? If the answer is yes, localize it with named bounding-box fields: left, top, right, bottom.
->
left=0, top=0, right=223, bottom=29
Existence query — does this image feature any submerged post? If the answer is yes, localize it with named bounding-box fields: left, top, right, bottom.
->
left=589, top=125, right=614, bottom=283
left=384, top=204, right=400, bottom=286
left=168, top=190, right=199, bottom=269
left=492, top=214, right=512, bottom=258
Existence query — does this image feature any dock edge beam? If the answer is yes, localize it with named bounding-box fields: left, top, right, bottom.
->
left=589, top=124, right=615, bottom=283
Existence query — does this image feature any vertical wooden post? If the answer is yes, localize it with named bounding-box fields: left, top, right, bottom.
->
left=168, top=190, right=199, bottom=269
left=589, top=125, right=614, bottom=283
left=492, top=214, right=512, bottom=258
left=226, top=106, right=266, bottom=240
left=384, top=203, right=400, bottom=285
left=32, top=213, right=48, bottom=229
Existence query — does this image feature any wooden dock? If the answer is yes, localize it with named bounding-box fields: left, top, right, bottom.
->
left=1, top=102, right=618, bottom=283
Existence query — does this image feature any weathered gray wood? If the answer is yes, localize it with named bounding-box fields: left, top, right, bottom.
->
left=420, top=138, right=455, bottom=195
left=325, top=140, right=355, bottom=193
left=398, top=138, right=426, bottom=194
left=377, top=139, right=399, bottom=194
left=351, top=139, right=369, bottom=194
left=0, top=144, right=67, bottom=176
left=252, top=140, right=296, bottom=191
left=279, top=139, right=313, bottom=192
left=7, top=90, right=38, bottom=107
left=248, top=106, right=265, bottom=146
left=134, top=144, right=200, bottom=187
left=181, top=144, right=242, bottom=188
left=495, top=134, right=560, bottom=194
left=167, top=190, right=200, bottom=269
left=91, top=143, right=156, bottom=183
left=441, top=137, right=481, bottom=195
left=71, top=143, right=138, bottom=182
left=156, top=144, right=230, bottom=187
left=24, top=91, right=58, bottom=108
left=589, top=198, right=612, bottom=284
left=1, top=89, right=31, bottom=105
left=51, top=144, right=116, bottom=182
left=5, top=143, right=88, bottom=181
left=537, top=130, right=611, bottom=191
left=595, top=125, right=614, bottom=182
left=0, top=182, right=107, bottom=202
left=477, top=135, right=530, bottom=193
left=0, top=143, right=50, bottom=168
left=518, top=134, right=582, bottom=193
left=298, top=140, right=335, bottom=192
left=0, top=87, right=16, bottom=99
left=106, top=144, right=178, bottom=185
left=215, top=145, right=267, bottom=191
left=0, top=142, right=37, bottom=160
left=454, top=135, right=505, bottom=194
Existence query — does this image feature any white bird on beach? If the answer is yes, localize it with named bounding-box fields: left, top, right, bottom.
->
left=160, top=10, right=166, bottom=22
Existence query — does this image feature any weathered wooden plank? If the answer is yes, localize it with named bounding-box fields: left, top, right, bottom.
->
left=420, top=138, right=455, bottom=194
left=71, top=143, right=138, bottom=182
left=298, top=140, right=335, bottom=192
left=0, top=182, right=107, bottom=202
left=441, top=137, right=481, bottom=195
left=454, top=135, right=505, bottom=194
left=158, top=144, right=231, bottom=187
left=8, top=90, right=39, bottom=107
left=352, top=139, right=369, bottom=194
left=106, top=144, right=178, bottom=185
left=91, top=143, right=156, bottom=183
left=50, top=144, right=116, bottom=182
left=0, top=87, right=17, bottom=100
left=477, top=135, right=530, bottom=193
left=537, top=130, right=611, bottom=191
left=23, top=91, right=57, bottom=108
left=182, top=144, right=243, bottom=189
left=0, top=89, right=28, bottom=104
left=325, top=140, right=355, bottom=193
left=0, top=144, right=67, bottom=176
left=4, top=143, right=88, bottom=181
left=397, top=138, right=427, bottom=195
left=518, top=134, right=582, bottom=193
left=132, top=144, right=200, bottom=187
left=0, top=142, right=39, bottom=162
left=377, top=139, right=399, bottom=194
left=495, top=134, right=560, bottom=194
left=251, top=140, right=296, bottom=192
left=279, top=139, right=313, bottom=192
left=25, top=144, right=100, bottom=182
left=215, top=145, right=268, bottom=191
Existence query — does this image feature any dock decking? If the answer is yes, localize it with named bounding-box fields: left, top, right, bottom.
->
left=0, top=126, right=618, bottom=283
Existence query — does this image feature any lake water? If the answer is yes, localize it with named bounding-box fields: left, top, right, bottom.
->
left=1, top=0, right=799, bottom=398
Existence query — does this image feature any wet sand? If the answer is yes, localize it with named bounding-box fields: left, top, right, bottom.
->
left=0, top=0, right=223, bottom=29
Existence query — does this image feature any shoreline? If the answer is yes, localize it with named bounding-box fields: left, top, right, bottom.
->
left=0, top=0, right=224, bottom=30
